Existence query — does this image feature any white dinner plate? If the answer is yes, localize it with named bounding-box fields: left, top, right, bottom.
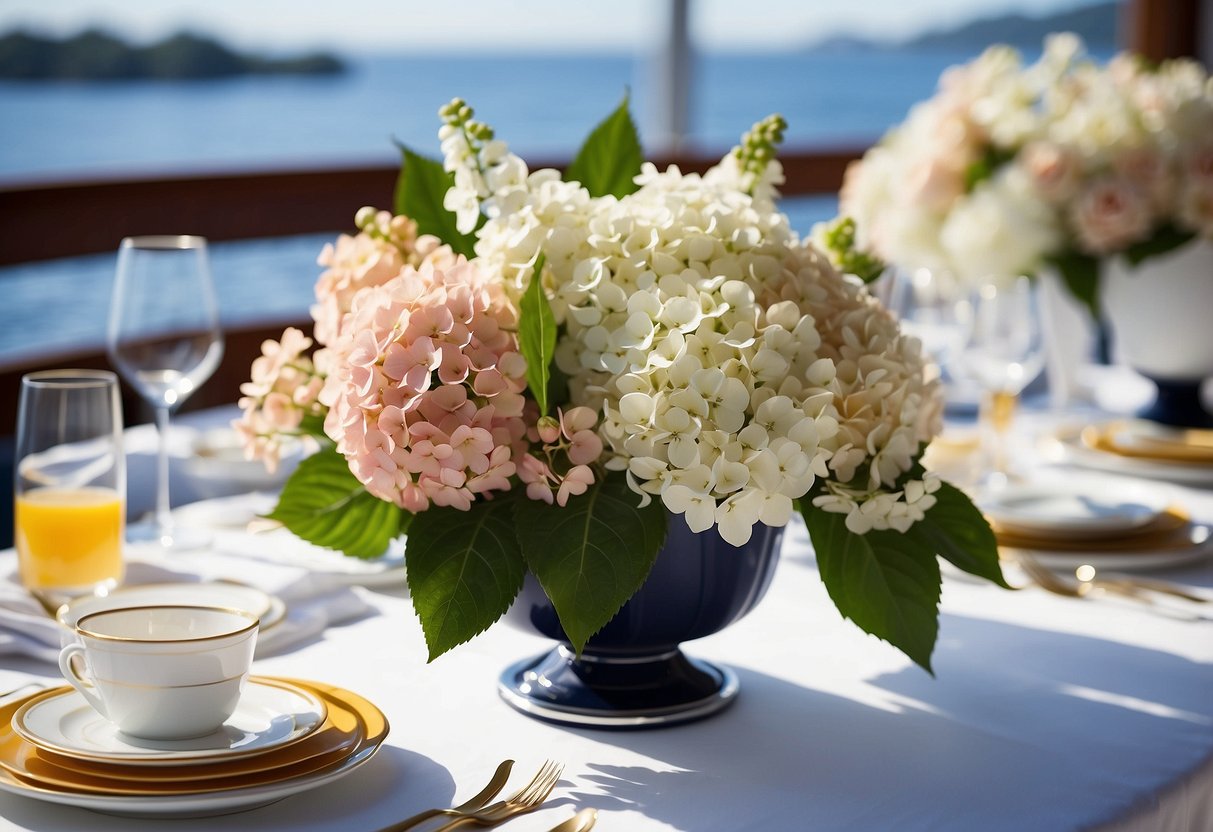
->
left=1051, top=425, right=1213, bottom=487
left=57, top=581, right=287, bottom=633
left=1002, top=523, right=1213, bottom=572
left=0, top=741, right=379, bottom=818
left=12, top=679, right=325, bottom=765
left=982, top=478, right=1170, bottom=538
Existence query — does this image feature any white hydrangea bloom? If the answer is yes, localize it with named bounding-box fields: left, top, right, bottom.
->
left=449, top=127, right=944, bottom=545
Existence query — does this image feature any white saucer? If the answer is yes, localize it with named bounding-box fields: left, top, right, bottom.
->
left=57, top=581, right=287, bottom=633
left=982, top=478, right=1169, bottom=539
left=12, top=679, right=325, bottom=765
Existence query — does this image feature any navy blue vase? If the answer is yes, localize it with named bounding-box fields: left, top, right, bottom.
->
left=1138, top=374, right=1213, bottom=428
left=498, top=513, right=783, bottom=729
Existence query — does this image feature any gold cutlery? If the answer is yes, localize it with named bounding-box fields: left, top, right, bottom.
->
left=1013, top=553, right=1116, bottom=599
left=1014, top=553, right=1211, bottom=620
left=546, top=808, right=598, bottom=832
left=378, top=759, right=514, bottom=832
left=426, top=760, right=563, bottom=831
left=1072, top=564, right=1209, bottom=604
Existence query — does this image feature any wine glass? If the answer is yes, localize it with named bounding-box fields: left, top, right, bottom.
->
left=958, top=275, right=1045, bottom=490
left=107, top=236, right=223, bottom=549
left=15, top=370, right=125, bottom=609
left=886, top=266, right=980, bottom=412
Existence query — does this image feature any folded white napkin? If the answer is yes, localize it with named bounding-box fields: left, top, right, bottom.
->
left=0, top=553, right=379, bottom=665
left=0, top=581, right=62, bottom=663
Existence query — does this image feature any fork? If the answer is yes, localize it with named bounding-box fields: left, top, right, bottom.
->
left=377, top=759, right=514, bottom=832
left=426, top=760, right=564, bottom=831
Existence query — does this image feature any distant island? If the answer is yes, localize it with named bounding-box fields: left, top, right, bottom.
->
left=809, top=0, right=1118, bottom=53
left=0, top=29, right=344, bottom=81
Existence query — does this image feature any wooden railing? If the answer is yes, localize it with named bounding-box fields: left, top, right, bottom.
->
left=0, top=147, right=861, bottom=436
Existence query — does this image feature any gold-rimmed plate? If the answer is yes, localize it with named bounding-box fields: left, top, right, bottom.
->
left=0, top=678, right=388, bottom=816
left=1, top=679, right=386, bottom=796
left=27, top=678, right=364, bottom=782
left=982, top=477, right=1170, bottom=539
left=12, top=677, right=325, bottom=765
left=1049, top=424, right=1213, bottom=486
left=1086, top=420, right=1213, bottom=465
left=999, top=519, right=1213, bottom=571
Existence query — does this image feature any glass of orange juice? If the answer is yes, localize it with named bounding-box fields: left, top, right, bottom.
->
left=15, top=370, right=125, bottom=603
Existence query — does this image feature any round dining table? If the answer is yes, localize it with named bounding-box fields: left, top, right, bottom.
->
left=0, top=404, right=1211, bottom=831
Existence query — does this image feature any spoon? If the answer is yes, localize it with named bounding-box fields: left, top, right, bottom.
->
left=547, top=808, right=598, bottom=832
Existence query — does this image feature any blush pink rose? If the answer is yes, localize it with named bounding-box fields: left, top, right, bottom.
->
left=905, top=155, right=966, bottom=212
left=1069, top=177, right=1153, bottom=254
left=1020, top=141, right=1080, bottom=202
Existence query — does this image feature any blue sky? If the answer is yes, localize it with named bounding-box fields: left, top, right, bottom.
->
left=0, top=0, right=1106, bottom=52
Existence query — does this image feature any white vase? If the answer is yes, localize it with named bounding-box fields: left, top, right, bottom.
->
left=1100, top=239, right=1213, bottom=426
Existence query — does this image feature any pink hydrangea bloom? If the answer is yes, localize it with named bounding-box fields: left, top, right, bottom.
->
left=321, top=256, right=529, bottom=511
left=517, top=406, right=604, bottom=506
left=311, top=208, right=455, bottom=346
left=234, top=327, right=324, bottom=473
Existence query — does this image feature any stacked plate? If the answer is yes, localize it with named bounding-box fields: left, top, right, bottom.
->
left=0, top=676, right=387, bottom=817
left=1052, top=419, right=1213, bottom=486
left=983, top=476, right=1213, bottom=571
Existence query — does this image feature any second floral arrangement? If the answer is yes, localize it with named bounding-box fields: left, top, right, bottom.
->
left=841, top=34, right=1213, bottom=310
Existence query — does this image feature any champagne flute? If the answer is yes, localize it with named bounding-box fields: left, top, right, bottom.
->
left=959, top=275, right=1045, bottom=490
left=107, top=236, right=223, bottom=549
left=15, top=370, right=125, bottom=608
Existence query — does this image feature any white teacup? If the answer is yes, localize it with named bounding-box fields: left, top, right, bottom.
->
left=58, top=604, right=259, bottom=740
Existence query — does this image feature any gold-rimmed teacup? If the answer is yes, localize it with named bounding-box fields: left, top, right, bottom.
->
left=58, top=604, right=259, bottom=740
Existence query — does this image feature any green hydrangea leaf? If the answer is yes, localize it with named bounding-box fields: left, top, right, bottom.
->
left=394, top=144, right=477, bottom=258
left=513, top=470, right=668, bottom=653
left=1048, top=249, right=1100, bottom=319
left=265, top=447, right=403, bottom=560
left=405, top=495, right=526, bottom=661
left=1125, top=224, right=1195, bottom=266
left=908, top=482, right=1009, bottom=588
left=518, top=253, right=556, bottom=415
left=564, top=96, right=643, bottom=199
left=963, top=145, right=1015, bottom=192
left=802, top=505, right=940, bottom=674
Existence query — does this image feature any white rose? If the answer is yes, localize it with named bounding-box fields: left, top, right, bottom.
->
left=939, top=169, right=1061, bottom=281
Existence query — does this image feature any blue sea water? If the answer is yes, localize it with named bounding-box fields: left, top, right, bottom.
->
left=0, top=50, right=984, bottom=360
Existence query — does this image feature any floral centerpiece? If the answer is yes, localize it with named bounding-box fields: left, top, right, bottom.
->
left=839, top=33, right=1213, bottom=313
left=237, top=97, right=1005, bottom=674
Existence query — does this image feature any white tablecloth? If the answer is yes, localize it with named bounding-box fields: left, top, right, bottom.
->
left=1, top=410, right=1212, bottom=831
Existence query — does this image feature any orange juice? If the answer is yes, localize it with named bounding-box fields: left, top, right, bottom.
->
left=15, top=486, right=124, bottom=590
